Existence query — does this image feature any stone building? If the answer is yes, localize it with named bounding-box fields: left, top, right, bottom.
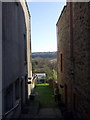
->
left=56, top=2, right=90, bottom=119
left=0, top=1, right=32, bottom=119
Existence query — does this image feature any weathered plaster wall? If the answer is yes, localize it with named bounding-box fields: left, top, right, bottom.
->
left=2, top=1, right=31, bottom=117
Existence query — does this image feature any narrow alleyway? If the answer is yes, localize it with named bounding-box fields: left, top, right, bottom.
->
left=19, top=83, right=63, bottom=119
left=34, top=84, right=62, bottom=119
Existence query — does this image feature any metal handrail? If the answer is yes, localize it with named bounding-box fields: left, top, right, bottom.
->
left=4, top=99, right=21, bottom=117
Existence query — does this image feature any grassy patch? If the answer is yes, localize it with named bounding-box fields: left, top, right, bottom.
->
left=34, top=84, right=57, bottom=108
left=36, top=83, right=49, bottom=87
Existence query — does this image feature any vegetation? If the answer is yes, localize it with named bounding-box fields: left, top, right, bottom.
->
left=36, top=83, right=49, bottom=87
left=32, top=56, right=57, bottom=82
left=34, top=84, right=57, bottom=108
left=32, top=53, right=58, bottom=107
left=32, top=51, right=57, bottom=59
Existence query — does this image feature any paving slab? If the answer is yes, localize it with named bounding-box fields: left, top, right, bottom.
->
left=35, top=107, right=63, bottom=119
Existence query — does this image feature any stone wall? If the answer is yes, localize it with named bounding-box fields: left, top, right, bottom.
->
left=57, top=4, right=72, bottom=110
left=72, top=2, right=90, bottom=119
left=57, top=2, right=90, bottom=119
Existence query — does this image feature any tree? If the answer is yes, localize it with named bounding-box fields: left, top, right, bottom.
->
left=52, top=69, right=57, bottom=81
left=32, top=57, right=57, bottom=82
left=44, top=66, right=53, bottom=80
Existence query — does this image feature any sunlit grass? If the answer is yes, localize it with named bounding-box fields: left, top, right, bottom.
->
left=34, top=83, right=57, bottom=108
left=36, top=83, right=49, bottom=87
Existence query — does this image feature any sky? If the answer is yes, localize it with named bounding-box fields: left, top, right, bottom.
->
left=28, top=2, right=66, bottom=52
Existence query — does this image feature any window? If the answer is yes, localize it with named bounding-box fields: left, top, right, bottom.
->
left=60, top=53, right=63, bottom=72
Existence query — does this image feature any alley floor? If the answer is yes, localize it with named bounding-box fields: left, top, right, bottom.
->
left=34, top=108, right=62, bottom=119
left=19, top=101, right=63, bottom=119
left=19, top=84, right=63, bottom=119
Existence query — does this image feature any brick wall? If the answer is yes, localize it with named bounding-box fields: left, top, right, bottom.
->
left=72, top=2, right=90, bottom=119
left=57, top=5, right=72, bottom=109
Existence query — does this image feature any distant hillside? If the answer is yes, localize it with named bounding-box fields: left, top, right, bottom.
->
left=32, top=51, right=57, bottom=59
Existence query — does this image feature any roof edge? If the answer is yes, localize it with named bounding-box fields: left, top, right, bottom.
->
left=56, top=5, right=67, bottom=26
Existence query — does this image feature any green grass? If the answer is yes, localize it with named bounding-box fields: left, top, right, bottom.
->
left=34, top=84, right=57, bottom=108
left=36, top=83, right=49, bottom=87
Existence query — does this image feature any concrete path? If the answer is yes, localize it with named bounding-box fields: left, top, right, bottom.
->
left=19, top=100, right=40, bottom=118
left=35, top=107, right=63, bottom=119
left=19, top=100, right=63, bottom=119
